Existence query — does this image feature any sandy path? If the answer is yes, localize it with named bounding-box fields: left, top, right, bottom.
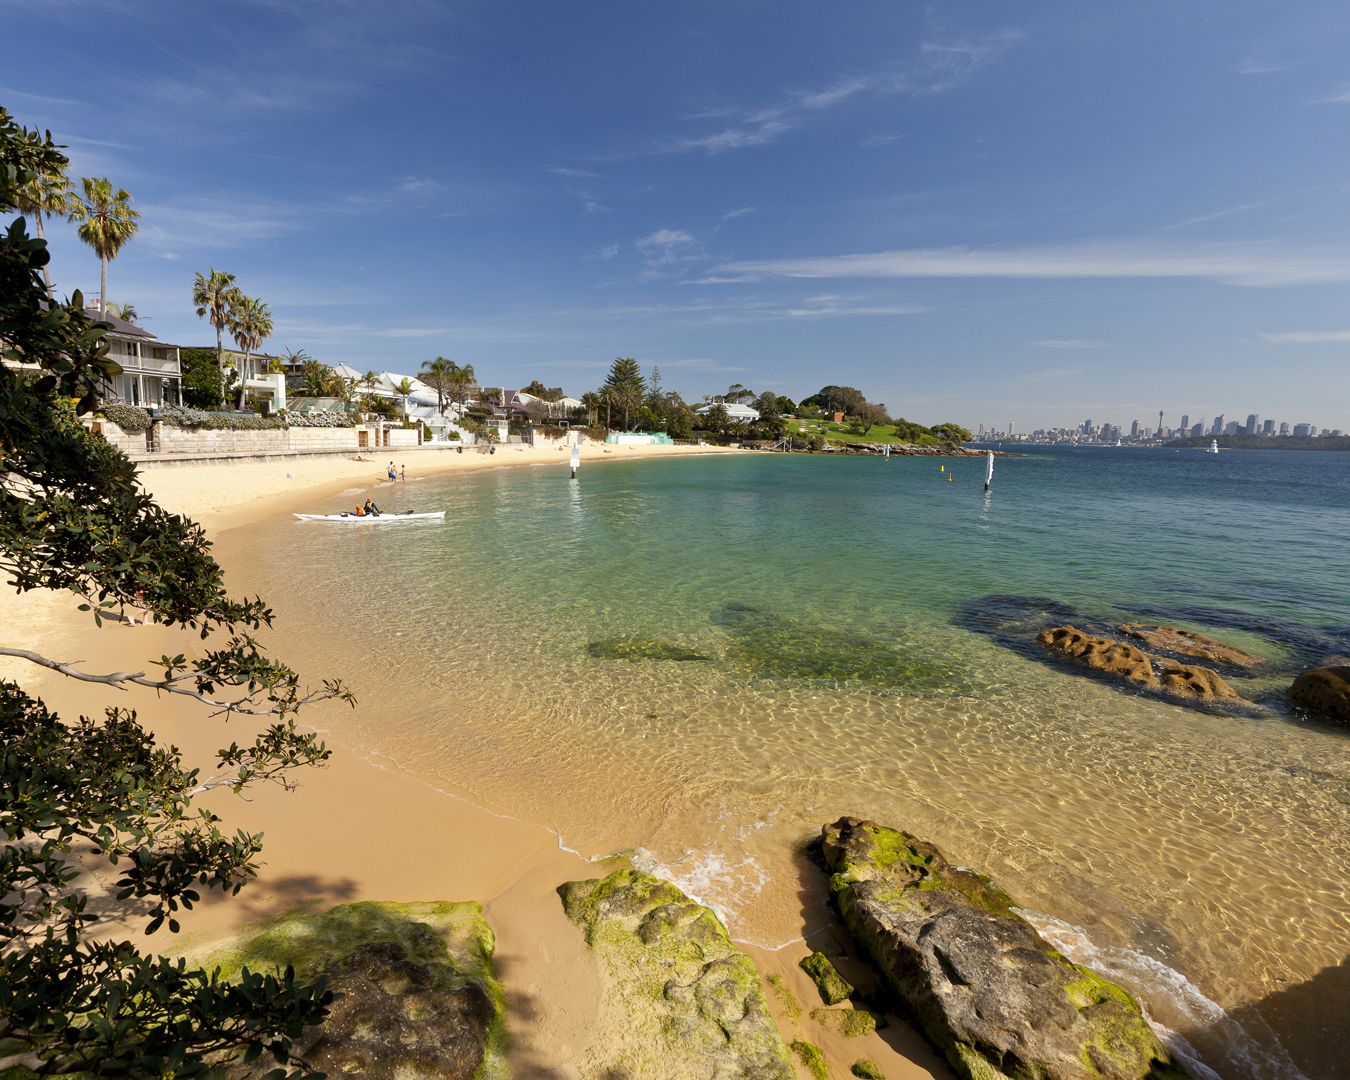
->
left=4, top=441, right=948, bottom=1080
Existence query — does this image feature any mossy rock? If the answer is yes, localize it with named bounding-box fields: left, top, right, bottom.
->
left=852, top=1060, right=886, bottom=1080
left=180, top=901, right=508, bottom=1080
left=587, top=637, right=712, bottom=662
left=810, top=1007, right=886, bottom=1038
left=558, top=868, right=794, bottom=1079
left=790, top=1039, right=830, bottom=1080
left=818, top=818, right=1189, bottom=1080
left=800, top=951, right=853, bottom=1005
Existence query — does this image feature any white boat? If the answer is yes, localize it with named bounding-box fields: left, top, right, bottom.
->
left=1206, top=439, right=1219, bottom=453
left=294, top=511, right=446, bottom=521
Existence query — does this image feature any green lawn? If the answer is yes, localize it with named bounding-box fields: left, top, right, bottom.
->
left=788, top=419, right=944, bottom=446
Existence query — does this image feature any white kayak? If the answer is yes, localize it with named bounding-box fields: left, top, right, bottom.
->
left=294, top=511, right=446, bottom=521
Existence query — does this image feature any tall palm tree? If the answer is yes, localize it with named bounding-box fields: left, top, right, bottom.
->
left=394, top=377, right=415, bottom=420
left=68, top=177, right=140, bottom=314
left=192, top=269, right=242, bottom=392
left=103, top=302, right=141, bottom=324
left=418, top=356, right=455, bottom=416
left=227, top=295, right=273, bottom=407
left=13, top=160, right=74, bottom=297
left=449, top=362, right=475, bottom=413
left=580, top=391, right=602, bottom=426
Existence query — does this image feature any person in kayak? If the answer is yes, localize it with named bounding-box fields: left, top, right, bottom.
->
left=364, top=498, right=381, bottom=516
left=352, top=504, right=365, bottom=516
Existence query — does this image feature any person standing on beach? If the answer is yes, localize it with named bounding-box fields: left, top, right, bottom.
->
left=387, top=461, right=396, bottom=481
left=400, top=464, right=406, bottom=483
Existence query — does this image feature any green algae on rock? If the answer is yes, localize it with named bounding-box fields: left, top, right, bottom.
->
left=767, top=973, right=802, bottom=1023
left=810, top=1007, right=887, bottom=1038
left=558, top=868, right=794, bottom=1079
left=714, top=602, right=969, bottom=691
left=819, top=818, right=1190, bottom=1080
left=587, top=636, right=713, bottom=662
left=852, top=1059, right=886, bottom=1080
left=790, top=1039, right=830, bottom=1080
left=800, top=950, right=854, bottom=1005
left=185, top=900, right=509, bottom=1080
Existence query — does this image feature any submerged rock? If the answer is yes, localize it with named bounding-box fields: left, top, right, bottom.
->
left=818, top=817, right=1189, bottom=1080
left=800, top=950, right=853, bottom=1004
left=558, top=868, right=793, bottom=1079
left=197, top=901, right=508, bottom=1080
left=1036, top=626, right=1158, bottom=687
left=1289, top=665, right=1350, bottom=722
left=1117, top=623, right=1264, bottom=670
left=714, top=602, right=968, bottom=691
left=587, top=637, right=712, bottom=662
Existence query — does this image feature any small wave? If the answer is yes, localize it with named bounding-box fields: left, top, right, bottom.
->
left=1022, top=910, right=1310, bottom=1080
left=627, top=845, right=770, bottom=931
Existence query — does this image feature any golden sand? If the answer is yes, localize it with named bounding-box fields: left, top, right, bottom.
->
left=4, top=441, right=948, bottom=1079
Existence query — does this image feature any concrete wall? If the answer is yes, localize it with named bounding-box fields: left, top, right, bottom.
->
left=91, top=420, right=362, bottom=457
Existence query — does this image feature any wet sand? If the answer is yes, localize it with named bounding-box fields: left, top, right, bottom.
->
left=6, top=442, right=949, bottom=1079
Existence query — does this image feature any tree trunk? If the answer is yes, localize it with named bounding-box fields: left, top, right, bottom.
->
left=33, top=212, right=53, bottom=297
left=99, top=256, right=107, bottom=314
left=239, top=347, right=251, bottom=409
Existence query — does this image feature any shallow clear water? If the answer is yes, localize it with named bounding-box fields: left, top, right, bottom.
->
left=225, top=448, right=1350, bottom=1080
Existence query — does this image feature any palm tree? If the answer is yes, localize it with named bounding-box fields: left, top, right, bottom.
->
left=580, top=391, right=602, bottom=426
left=13, top=159, right=74, bottom=297
left=448, top=362, right=475, bottom=413
left=394, top=377, right=415, bottom=420
left=227, top=295, right=273, bottom=407
left=68, top=177, right=140, bottom=314
left=418, top=356, right=455, bottom=416
left=192, top=269, right=241, bottom=396
left=103, top=302, right=141, bottom=324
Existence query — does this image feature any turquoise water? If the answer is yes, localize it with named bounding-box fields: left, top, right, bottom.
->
left=227, top=447, right=1350, bottom=1080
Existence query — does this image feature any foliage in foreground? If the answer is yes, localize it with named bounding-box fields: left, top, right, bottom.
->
left=1, top=104, right=351, bottom=1079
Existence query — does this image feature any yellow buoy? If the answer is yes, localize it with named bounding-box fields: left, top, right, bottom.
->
left=940, top=465, right=944, bottom=472
left=948, top=473, right=952, bottom=481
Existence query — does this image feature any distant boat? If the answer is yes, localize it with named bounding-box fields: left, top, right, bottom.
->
left=1206, top=439, right=1219, bottom=453
left=1114, top=438, right=1121, bottom=447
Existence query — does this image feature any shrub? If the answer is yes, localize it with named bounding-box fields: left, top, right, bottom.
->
left=179, top=347, right=224, bottom=409
left=286, top=411, right=356, bottom=428
left=96, top=403, right=151, bottom=431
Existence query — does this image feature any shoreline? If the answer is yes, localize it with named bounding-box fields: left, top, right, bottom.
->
left=8, top=441, right=947, bottom=1079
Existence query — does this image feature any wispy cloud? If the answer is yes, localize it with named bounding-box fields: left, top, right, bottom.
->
left=1260, top=329, right=1350, bottom=342
left=1164, top=202, right=1265, bottom=228
left=657, top=30, right=1021, bottom=155
left=1020, top=366, right=1086, bottom=382
left=862, top=132, right=905, bottom=147
left=0, top=85, right=86, bottom=107
left=550, top=167, right=602, bottom=178
left=635, top=228, right=703, bottom=277
left=1315, top=89, right=1350, bottom=104
left=1031, top=339, right=1110, bottom=348
left=137, top=197, right=308, bottom=249
left=716, top=242, right=1350, bottom=287
left=721, top=206, right=755, bottom=221
left=592, top=244, right=620, bottom=260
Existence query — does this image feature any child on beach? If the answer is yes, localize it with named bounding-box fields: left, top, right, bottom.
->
left=399, top=465, right=406, bottom=482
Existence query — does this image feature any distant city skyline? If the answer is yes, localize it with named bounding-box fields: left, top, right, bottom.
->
left=5, top=1, right=1350, bottom=430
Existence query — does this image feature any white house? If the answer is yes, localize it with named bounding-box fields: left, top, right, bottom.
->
left=88, top=307, right=182, bottom=408
left=695, top=402, right=760, bottom=421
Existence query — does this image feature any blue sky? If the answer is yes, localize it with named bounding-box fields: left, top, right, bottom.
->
left=5, top=0, right=1350, bottom=432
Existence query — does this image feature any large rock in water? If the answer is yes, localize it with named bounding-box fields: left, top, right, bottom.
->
left=1117, top=624, right=1264, bottom=671
left=558, top=867, right=794, bottom=1080
left=1037, top=626, right=1241, bottom=704
left=819, top=818, right=1189, bottom=1080
left=1289, top=665, right=1350, bottom=722
left=1035, top=626, right=1158, bottom=687
left=186, top=901, right=507, bottom=1080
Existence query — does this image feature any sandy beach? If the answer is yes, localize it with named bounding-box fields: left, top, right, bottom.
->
left=6, top=441, right=949, bottom=1080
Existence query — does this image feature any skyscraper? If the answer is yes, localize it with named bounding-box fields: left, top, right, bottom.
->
left=1131, top=420, right=1140, bottom=437
left=1245, top=414, right=1259, bottom=435
left=1212, top=415, right=1224, bottom=435
left=1262, top=419, right=1274, bottom=436
left=1280, top=422, right=1290, bottom=436
left=1180, top=414, right=1189, bottom=431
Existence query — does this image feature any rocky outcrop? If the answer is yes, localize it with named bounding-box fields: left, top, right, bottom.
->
left=1036, top=626, right=1159, bottom=687
left=1157, top=662, right=1240, bottom=701
left=1038, top=625, right=1242, bottom=704
left=195, top=901, right=508, bottom=1080
left=1117, top=624, right=1264, bottom=670
left=558, top=868, right=793, bottom=1079
left=1289, top=665, right=1350, bottom=722
left=819, top=817, right=1189, bottom=1080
